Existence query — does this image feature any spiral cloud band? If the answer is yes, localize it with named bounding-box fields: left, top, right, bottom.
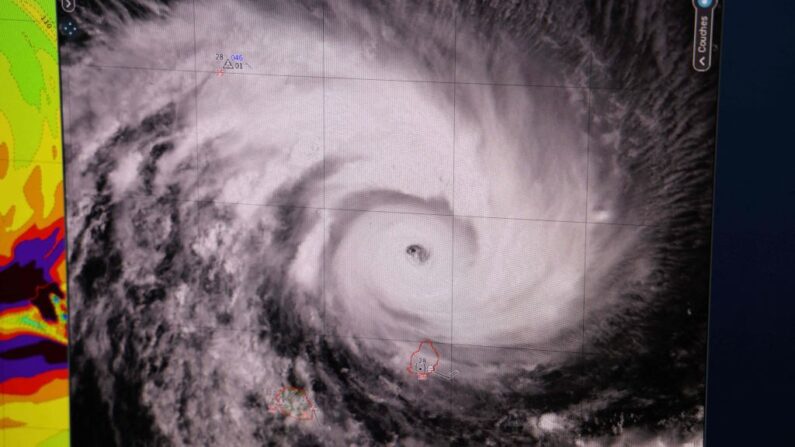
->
left=62, top=1, right=717, bottom=445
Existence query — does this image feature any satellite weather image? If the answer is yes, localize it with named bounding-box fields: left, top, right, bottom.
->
left=58, top=1, right=719, bottom=445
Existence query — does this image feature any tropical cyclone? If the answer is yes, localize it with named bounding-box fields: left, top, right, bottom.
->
left=63, top=1, right=717, bottom=446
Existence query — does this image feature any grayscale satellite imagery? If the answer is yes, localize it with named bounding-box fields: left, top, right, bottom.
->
left=60, top=0, right=719, bottom=445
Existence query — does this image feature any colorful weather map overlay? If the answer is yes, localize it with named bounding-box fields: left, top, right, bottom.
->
left=1, top=0, right=70, bottom=445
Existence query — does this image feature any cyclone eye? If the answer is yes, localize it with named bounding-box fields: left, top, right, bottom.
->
left=405, top=244, right=430, bottom=265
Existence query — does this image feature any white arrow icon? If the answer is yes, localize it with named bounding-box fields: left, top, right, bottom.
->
left=62, top=0, right=76, bottom=13
left=699, top=56, right=707, bottom=67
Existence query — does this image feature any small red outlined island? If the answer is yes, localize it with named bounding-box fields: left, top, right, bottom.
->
left=267, top=386, right=316, bottom=420
left=406, top=339, right=440, bottom=381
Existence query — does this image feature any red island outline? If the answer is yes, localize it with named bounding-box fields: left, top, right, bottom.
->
left=406, top=339, right=440, bottom=380
left=267, top=386, right=316, bottom=420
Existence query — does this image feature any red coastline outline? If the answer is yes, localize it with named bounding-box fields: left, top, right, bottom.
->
left=267, top=386, right=316, bottom=420
left=406, top=339, right=440, bottom=380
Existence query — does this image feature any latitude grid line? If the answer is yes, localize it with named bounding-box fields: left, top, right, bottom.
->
left=329, top=334, right=599, bottom=356
left=107, top=195, right=657, bottom=229
left=82, top=63, right=654, bottom=92
left=148, top=321, right=598, bottom=357
left=59, top=173, right=658, bottom=229
left=0, top=428, right=71, bottom=438
left=70, top=33, right=653, bottom=228
left=0, top=157, right=63, bottom=165
left=165, top=317, right=598, bottom=356
left=0, top=17, right=36, bottom=23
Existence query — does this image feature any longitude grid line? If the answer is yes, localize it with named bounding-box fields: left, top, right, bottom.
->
left=582, top=93, right=591, bottom=355
left=190, top=0, right=209, bottom=368
left=322, top=0, right=326, bottom=338
left=450, top=4, right=457, bottom=428
left=191, top=0, right=202, bottom=348
left=192, top=0, right=198, bottom=189
left=580, top=11, right=596, bottom=435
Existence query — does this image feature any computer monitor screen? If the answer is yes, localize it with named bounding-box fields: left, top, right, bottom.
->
left=3, top=1, right=723, bottom=445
